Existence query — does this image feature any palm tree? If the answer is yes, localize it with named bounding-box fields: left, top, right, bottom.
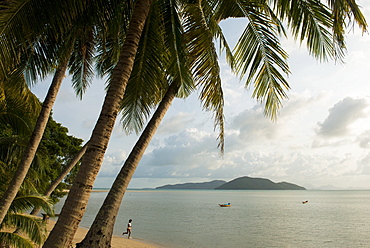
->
left=77, top=83, right=180, bottom=247
left=48, top=0, right=367, bottom=247
left=0, top=58, right=70, bottom=224
left=0, top=0, right=100, bottom=223
left=78, top=0, right=368, bottom=246
left=44, top=0, right=152, bottom=247
left=0, top=0, right=366, bottom=247
left=77, top=0, right=226, bottom=245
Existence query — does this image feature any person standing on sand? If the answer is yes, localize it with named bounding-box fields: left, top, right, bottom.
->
left=122, top=219, right=132, bottom=239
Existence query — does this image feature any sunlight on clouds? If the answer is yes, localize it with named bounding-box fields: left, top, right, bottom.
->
left=157, top=112, right=194, bottom=135
left=98, top=150, right=127, bottom=177
left=357, top=130, right=370, bottom=148
left=316, top=97, right=370, bottom=137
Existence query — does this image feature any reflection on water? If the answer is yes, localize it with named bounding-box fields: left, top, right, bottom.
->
left=54, top=190, right=370, bottom=248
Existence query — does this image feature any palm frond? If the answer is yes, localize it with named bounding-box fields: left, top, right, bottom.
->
left=2, top=213, right=47, bottom=245
left=120, top=1, right=168, bottom=134
left=0, top=232, right=34, bottom=248
left=95, top=0, right=133, bottom=77
left=162, top=0, right=194, bottom=98
left=9, top=195, right=54, bottom=216
left=327, top=0, right=368, bottom=48
left=273, top=0, right=339, bottom=61
left=0, top=0, right=87, bottom=75
left=0, top=136, right=28, bottom=170
left=0, top=71, right=41, bottom=135
left=2, top=70, right=41, bottom=118
left=232, top=2, right=290, bottom=120
left=183, top=0, right=225, bottom=152
left=0, top=112, right=32, bottom=136
left=69, top=27, right=95, bottom=99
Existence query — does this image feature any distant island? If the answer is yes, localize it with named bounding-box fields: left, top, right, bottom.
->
left=155, top=176, right=306, bottom=190
left=156, top=180, right=226, bottom=190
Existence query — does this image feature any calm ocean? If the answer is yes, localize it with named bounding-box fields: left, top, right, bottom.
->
left=54, top=190, right=370, bottom=248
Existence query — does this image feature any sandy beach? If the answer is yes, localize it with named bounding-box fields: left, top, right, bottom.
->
left=46, top=220, right=161, bottom=248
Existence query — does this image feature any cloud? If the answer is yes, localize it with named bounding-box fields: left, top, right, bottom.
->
left=359, top=153, right=370, bottom=175
left=98, top=149, right=128, bottom=177
left=357, top=130, right=370, bottom=149
left=316, top=97, right=370, bottom=137
left=156, top=112, right=195, bottom=135
left=228, top=105, right=278, bottom=141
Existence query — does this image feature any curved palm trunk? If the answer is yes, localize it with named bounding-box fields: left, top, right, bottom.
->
left=43, top=1, right=151, bottom=247
left=77, top=83, right=179, bottom=248
left=30, top=142, right=89, bottom=216
left=0, top=61, right=68, bottom=224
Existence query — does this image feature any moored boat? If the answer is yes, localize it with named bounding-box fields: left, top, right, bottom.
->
left=219, top=203, right=231, bottom=207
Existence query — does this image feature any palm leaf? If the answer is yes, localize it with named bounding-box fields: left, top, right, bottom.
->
left=0, top=112, right=33, bottom=136
left=95, top=0, right=133, bottom=77
left=273, top=0, right=339, bottom=61
left=0, top=0, right=85, bottom=75
left=326, top=0, right=367, bottom=49
left=162, top=0, right=194, bottom=97
left=0, top=232, right=34, bottom=248
left=68, top=27, right=96, bottom=99
left=2, top=213, right=47, bottom=245
left=183, top=0, right=226, bottom=152
left=231, top=1, right=290, bottom=119
left=8, top=195, right=53, bottom=216
left=120, top=0, right=168, bottom=134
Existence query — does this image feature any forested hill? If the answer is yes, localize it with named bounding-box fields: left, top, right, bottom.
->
left=155, top=180, right=226, bottom=189
left=215, top=176, right=306, bottom=190
left=155, top=177, right=305, bottom=190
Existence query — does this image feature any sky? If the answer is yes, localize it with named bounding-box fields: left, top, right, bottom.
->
left=31, top=1, right=370, bottom=190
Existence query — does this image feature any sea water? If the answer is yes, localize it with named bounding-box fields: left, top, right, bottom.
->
left=54, top=190, right=370, bottom=247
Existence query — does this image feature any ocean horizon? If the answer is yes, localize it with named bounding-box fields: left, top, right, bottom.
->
left=54, top=189, right=370, bottom=247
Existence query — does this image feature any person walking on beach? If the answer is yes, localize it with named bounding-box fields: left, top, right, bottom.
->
left=122, top=219, right=132, bottom=239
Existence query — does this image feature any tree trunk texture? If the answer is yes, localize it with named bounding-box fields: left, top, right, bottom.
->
left=0, top=62, right=68, bottom=224
left=77, top=83, right=179, bottom=248
left=43, top=1, right=151, bottom=247
left=31, top=142, right=89, bottom=216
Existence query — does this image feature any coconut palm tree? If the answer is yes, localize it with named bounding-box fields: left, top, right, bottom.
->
left=44, top=1, right=151, bottom=247
left=77, top=0, right=226, bottom=245
left=78, top=0, right=367, bottom=246
left=0, top=0, right=366, bottom=247
left=48, top=0, right=367, bottom=247
left=0, top=0, right=102, bottom=223
left=77, top=83, right=182, bottom=247
left=0, top=57, right=71, bottom=224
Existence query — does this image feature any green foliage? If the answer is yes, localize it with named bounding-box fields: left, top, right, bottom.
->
left=0, top=116, right=84, bottom=203
left=0, top=232, right=34, bottom=248
left=0, top=195, right=52, bottom=247
left=38, top=118, right=84, bottom=202
left=0, top=76, right=84, bottom=202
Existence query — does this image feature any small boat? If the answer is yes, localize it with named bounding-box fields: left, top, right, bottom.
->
left=219, top=203, right=231, bottom=207
left=302, top=200, right=308, bottom=204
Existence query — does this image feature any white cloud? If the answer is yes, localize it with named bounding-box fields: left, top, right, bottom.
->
left=316, top=97, right=370, bottom=137
left=357, top=130, right=370, bottom=149
left=157, top=112, right=195, bottom=135
left=359, top=152, right=370, bottom=175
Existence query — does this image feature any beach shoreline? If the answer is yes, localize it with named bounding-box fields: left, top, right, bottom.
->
left=46, top=219, right=161, bottom=248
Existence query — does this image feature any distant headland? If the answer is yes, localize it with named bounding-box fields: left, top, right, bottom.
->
left=155, top=176, right=306, bottom=190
